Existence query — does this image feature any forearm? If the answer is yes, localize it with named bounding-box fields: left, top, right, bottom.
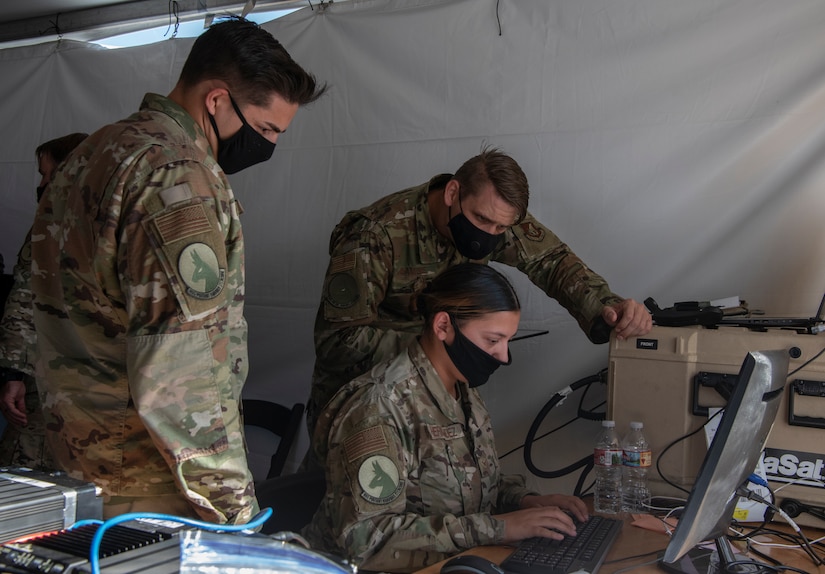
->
left=128, top=330, right=256, bottom=524
left=496, top=473, right=540, bottom=513
left=351, top=511, right=506, bottom=573
left=173, top=445, right=258, bottom=524
left=527, top=248, right=619, bottom=319
left=494, top=215, right=623, bottom=340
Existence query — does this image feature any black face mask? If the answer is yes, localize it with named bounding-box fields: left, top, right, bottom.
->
left=447, top=197, right=502, bottom=259
left=36, top=186, right=46, bottom=203
left=444, top=317, right=512, bottom=388
left=209, top=93, right=276, bottom=174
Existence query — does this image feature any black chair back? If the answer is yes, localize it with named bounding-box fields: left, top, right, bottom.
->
left=242, top=399, right=305, bottom=479
left=256, top=469, right=326, bottom=534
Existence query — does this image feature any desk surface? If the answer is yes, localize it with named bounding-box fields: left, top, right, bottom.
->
left=414, top=512, right=825, bottom=574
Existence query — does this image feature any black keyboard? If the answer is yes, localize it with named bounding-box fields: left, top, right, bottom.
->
left=500, top=515, right=622, bottom=574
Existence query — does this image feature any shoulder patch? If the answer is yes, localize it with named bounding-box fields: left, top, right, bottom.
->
left=344, top=425, right=387, bottom=462
left=159, top=183, right=194, bottom=207
left=178, top=243, right=225, bottom=300
left=326, top=251, right=360, bottom=309
left=330, top=251, right=357, bottom=274
left=519, top=221, right=545, bottom=242
left=326, top=272, right=359, bottom=309
left=155, top=204, right=212, bottom=244
left=322, top=247, right=372, bottom=322
left=358, top=454, right=404, bottom=505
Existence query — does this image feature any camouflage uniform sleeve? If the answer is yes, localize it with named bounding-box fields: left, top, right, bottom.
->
left=492, top=213, right=624, bottom=343
left=322, top=397, right=506, bottom=572
left=0, top=231, right=36, bottom=378
left=496, top=474, right=540, bottom=512
left=122, top=171, right=255, bottom=524
left=126, top=331, right=254, bottom=524
left=311, top=217, right=417, bottom=416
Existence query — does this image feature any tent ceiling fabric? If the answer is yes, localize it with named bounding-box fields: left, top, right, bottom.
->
left=1, top=0, right=120, bottom=22
left=0, top=0, right=306, bottom=47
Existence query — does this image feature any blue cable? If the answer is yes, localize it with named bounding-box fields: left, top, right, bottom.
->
left=89, top=507, right=273, bottom=574
left=747, top=473, right=769, bottom=488
left=69, top=519, right=104, bottom=529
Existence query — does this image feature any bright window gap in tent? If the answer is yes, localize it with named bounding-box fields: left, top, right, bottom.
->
left=93, top=8, right=301, bottom=49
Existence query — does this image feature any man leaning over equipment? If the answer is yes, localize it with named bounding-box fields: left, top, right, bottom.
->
left=308, top=146, right=651, bottom=436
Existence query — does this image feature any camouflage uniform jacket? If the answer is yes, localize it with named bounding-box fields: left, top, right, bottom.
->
left=304, top=340, right=538, bottom=573
left=0, top=232, right=53, bottom=469
left=309, top=174, right=623, bottom=431
left=0, top=233, right=36, bottom=378
left=30, top=93, right=257, bottom=524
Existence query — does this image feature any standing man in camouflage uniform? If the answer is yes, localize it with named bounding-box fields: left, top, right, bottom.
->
left=30, top=18, right=325, bottom=523
left=308, top=147, right=651, bottom=434
left=0, top=132, right=88, bottom=469
left=305, top=264, right=588, bottom=572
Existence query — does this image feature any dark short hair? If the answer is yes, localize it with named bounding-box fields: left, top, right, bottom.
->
left=417, top=263, right=520, bottom=327
left=178, top=16, right=326, bottom=107
left=452, top=146, right=529, bottom=224
left=36, top=132, right=88, bottom=164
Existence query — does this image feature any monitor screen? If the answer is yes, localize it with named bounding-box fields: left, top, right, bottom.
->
left=660, top=349, right=788, bottom=573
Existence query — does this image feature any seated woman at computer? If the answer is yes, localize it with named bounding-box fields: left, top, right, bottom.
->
left=304, top=263, right=588, bottom=573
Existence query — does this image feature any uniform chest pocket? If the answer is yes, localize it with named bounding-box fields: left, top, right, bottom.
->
left=415, top=424, right=480, bottom=515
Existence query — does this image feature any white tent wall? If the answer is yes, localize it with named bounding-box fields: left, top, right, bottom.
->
left=2, top=0, right=825, bottom=494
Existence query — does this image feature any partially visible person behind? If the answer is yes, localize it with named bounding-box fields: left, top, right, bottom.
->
left=307, top=146, right=651, bottom=436
left=0, top=255, right=11, bottom=315
left=30, top=17, right=325, bottom=523
left=305, top=263, right=588, bottom=573
left=0, top=132, right=88, bottom=469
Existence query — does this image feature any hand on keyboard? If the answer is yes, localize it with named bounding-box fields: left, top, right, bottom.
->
left=500, top=515, right=623, bottom=574
left=493, top=505, right=579, bottom=544
left=520, top=494, right=589, bottom=523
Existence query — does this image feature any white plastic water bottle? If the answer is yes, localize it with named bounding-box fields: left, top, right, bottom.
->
left=621, top=421, right=652, bottom=513
left=594, top=420, right=623, bottom=514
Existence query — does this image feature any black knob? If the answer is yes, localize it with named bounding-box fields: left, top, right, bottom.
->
left=780, top=498, right=802, bottom=518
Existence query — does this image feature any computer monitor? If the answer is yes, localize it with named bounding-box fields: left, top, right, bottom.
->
left=659, top=349, right=789, bottom=573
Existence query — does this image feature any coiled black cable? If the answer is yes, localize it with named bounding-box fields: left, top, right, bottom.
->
left=521, top=368, right=608, bottom=495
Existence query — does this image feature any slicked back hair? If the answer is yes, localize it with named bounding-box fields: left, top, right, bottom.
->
left=416, top=263, right=520, bottom=328
left=452, top=146, right=529, bottom=224
left=178, top=16, right=326, bottom=108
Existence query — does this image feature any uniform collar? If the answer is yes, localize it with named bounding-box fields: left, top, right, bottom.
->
left=139, top=93, right=211, bottom=159
left=407, top=339, right=466, bottom=422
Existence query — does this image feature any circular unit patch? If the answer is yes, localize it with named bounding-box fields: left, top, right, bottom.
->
left=520, top=221, right=545, bottom=242
left=326, top=272, right=360, bottom=309
left=358, top=454, right=403, bottom=505
left=179, top=242, right=225, bottom=300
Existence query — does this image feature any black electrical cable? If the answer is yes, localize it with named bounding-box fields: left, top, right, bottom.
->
left=499, top=412, right=584, bottom=460
left=724, top=562, right=810, bottom=574
left=502, top=396, right=605, bottom=460
left=521, top=370, right=607, bottom=496
left=786, top=344, right=825, bottom=378
left=577, top=372, right=608, bottom=421
left=655, top=409, right=724, bottom=495
left=745, top=541, right=783, bottom=568
left=739, top=488, right=824, bottom=566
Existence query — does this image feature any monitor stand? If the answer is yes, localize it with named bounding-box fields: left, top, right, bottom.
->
left=658, top=537, right=764, bottom=574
